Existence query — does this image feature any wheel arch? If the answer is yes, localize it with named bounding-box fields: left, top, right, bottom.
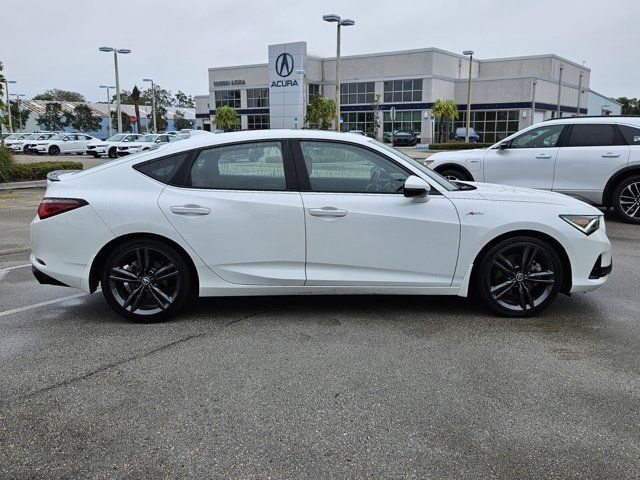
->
left=88, top=232, right=199, bottom=295
left=602, top=166, right=640, bottom=206
left=433, top=163, right=474, bottom=181
left=469, top=229, right=572, bottom=296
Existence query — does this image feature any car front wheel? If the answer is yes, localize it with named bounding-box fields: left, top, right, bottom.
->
left=476, top=236, right=563, bottom=317
left=108, top=147, right=117, bottom=158
left=613, top=175, right=640, bottom=224
left=102, top=239, right=194, bottom=322
left=48, top=145, right=60, bottom=155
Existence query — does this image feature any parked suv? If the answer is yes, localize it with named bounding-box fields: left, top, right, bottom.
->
left=428, top=117, right=640, bottom=223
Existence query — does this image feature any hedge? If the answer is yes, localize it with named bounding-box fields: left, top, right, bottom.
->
left=428, top=142, right=493, bottom=150
left=0, top=148, right=82, bottom=182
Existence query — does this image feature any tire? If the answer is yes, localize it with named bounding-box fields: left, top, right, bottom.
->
left=108, top=147, right=117, bottom=159
left=101, top=239, right=194, bottom=323
left=75, top=152, right=83, bottom=156
left=612, top=175, right=640, bottom=224
left=438, top=168, right=470, bottom=181
left=90, top=152, right=99, bottom=158
left=48, top=145, right=60, bottom=156
left=475, top=236, right=563, bottom=317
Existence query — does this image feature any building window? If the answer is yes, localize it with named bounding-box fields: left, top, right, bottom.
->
left=309, top=84, right=322, bottom=100
left=215, top=90, right=241, bottom=109
left=247, top=114, right=270, bottom=130
left=340, top=82, right=375, bottom=105
left=449, top=110, right=520, bottom=143
left=341, top=112, right=375, bottom=135
left=383, top=79, right=423, bottom=103
left=383, top=110, right=421, bottom=137
left=247, top=88, right=269, bottom=108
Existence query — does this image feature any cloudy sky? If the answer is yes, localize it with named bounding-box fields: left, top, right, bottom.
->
left=2, top=0, right=638, bottom=101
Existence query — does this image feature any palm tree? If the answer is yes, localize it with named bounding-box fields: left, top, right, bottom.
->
left=131, top=85, right=142, bottom=133
left=215, top=106, right=239, bottom=132
left=431, top=99, right=459, bottom=143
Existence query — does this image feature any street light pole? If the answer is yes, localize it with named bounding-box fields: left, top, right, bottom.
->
left=5, top=79, right=16, bottom=133
left=99, top=47, right=131, bottom=133
left=143, top=79, right=157, bottom=133
left=13, top=93, right=25, bottom=131
left=531, top=79, right=537, bottom=126
left=463, top=50, right=474, bottom=143
left=99, top=85, right=115, bottom=137
left=144, top=102, right=150, bottom=132
left=576, top=70, right=583, bottom=117
left=556, top=64, right=564, bottom=118
left=323, top=14, right=355, bottom=132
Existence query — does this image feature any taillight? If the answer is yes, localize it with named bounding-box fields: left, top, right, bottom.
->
left=37, top=198, right=88, bottom=220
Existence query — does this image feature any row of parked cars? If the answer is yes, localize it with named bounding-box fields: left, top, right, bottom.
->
left=1, top=130, right=208, bottom=158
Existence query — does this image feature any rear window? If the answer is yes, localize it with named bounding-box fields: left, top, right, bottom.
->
left=566, top=124, right=623, bottom=147
left=133, top=152, right=190, bottom=184
left=618, top=124, right=640, bottom=145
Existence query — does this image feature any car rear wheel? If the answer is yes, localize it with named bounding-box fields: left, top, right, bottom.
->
left=108, top=147, right=117, bottom=158
left=102, top=239, right=193, bottom=322
left=48, top=145, right=60, bottom=155
left=613, top=175, right=640, bottom=224
left=438, top=168, right=470, bottom=182
left=476, top=236, right=563, bottom=317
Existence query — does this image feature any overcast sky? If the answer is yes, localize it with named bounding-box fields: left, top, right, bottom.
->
left=2, top=0, right=638, bottom=101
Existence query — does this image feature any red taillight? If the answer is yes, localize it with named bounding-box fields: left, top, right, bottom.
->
left=37, top=198, right=88, bottom=220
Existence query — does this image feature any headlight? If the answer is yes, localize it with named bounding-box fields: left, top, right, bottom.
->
left=560, top=215, right=601, bottom=235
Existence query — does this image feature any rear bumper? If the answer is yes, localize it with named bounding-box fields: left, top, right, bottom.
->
left=32, top=265, right=70, bottom=287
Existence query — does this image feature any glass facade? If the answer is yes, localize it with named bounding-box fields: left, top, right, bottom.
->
left=308, top=84, right=322, bottom=99
left=247, top=114, right=270, bottom=130
left=215, top=90, right=241, bottom=109
left=383, top=110, right=422, bottom=137
left=340, top=82, right=375, bottom=105
left=247, top=88, right=269, bottom=108
left=447, top=110, right=520, bottom=143
left=383, top=79, right=422, bottom=103
left=341, top=112, right=375, bottom=134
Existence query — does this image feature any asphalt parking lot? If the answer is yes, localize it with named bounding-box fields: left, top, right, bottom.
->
left=1, top=188, right=639, bottom=479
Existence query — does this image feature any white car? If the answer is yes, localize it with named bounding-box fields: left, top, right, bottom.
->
left=428, top=116, right=640, bottom=224
left=116, top=134, right=172, bottom=156
left=10, top=132, right=58, bottom=153
left=32, top=133, right=99, bottom=156
left=85, top=133, right=142, bottom=158
left=31, top=130, right=611, bottom=322
left=3, top=132, right=32, bottom=151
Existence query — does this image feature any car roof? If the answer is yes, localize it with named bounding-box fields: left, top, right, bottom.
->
left=544, top=116, right=640, bottom=126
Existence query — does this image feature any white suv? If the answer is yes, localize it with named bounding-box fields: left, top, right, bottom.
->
left=116, top=134, right=171, bottom=156
left=428, top=117, right=640, bottom=223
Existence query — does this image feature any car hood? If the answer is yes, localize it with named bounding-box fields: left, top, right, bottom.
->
left=430, top=149, right=487, bottom=159
left=459, top=181, right=602, bottom=213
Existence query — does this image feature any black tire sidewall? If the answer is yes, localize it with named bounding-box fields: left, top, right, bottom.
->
left=613, top=175, right=640, bottom=224
left=439, top=168, right=468, bottom=181
left=108, top=147, right=117, bottom=158
left=476, top=236, right=564, bottom=317
left=49, top=145, right=60, bottom=155
left=101, top=239, right=193, bottom=323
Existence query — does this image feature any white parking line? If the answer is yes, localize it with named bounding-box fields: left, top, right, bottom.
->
left=0, top=263, right=32, bottom=273
left=0, top=293, right=88, bottom=318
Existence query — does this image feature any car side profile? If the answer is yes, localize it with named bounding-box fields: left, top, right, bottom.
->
left=32, top=133, right=98, bottom=155
left=86, top=133, right=142, bottom=158
left=10, top=132, right=57, bottom=153
left=116, top=134, right=172, bottom=156
left=31, top=130, right=611, bottom=322
left=428, top=117, right=640, bottom=223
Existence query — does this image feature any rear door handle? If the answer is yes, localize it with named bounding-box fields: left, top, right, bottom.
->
left=535, top=153, right=552, bottom=159
left=308, top=207, right=348, bottom=218
left=602, top=153, right=621, bottom=158
left=170, top=205, right=211, bottom=215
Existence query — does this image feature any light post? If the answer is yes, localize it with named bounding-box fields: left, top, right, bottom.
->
left=556, top=64, right=564, bottom=118
left=531, top=79, right=537, bottom=126
left=576, top=70, right=584, bottom=117
left=143, top=78, right=157, bottom=133
left=144, top=101, right=150, bottom=132
left=99, top=47, right=131, bottom=133
left=323, top=14, right=355, bottom=132
left=463, top=50, right=474, bottom=143
left=99, top=85, right=115, bottom=137
left=4, top=79, right=17, bottom=133
left=12, top=93, right=25, bottom=131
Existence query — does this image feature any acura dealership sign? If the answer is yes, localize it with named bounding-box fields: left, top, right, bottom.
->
left=268, top=42, right=306, bottom=129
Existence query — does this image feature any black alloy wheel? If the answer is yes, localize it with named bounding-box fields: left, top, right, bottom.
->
left=49, top=145, right=60, bottom=155
left=477, top=237, right=563, bottom=317
left=102, top=239, right=193, bottom=322
left=439, top=168, right=469, bottom=182
left=613, top=176, right=640, bottom=224
left=108, top=147, right=117, bottom=158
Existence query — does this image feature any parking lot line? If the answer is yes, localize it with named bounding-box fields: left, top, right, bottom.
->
left=0, top=263, right=32, bottom=272
left=0, top=293, right=87, bottom=318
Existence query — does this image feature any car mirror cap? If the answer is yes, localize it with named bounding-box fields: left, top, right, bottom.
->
left=403, top=175, right=431, bottom=202
left=499, top=141, right=509, bottom=150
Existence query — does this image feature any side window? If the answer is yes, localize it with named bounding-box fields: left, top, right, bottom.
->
left=617, top=125, right=640, bottom=146
left=63, top=135, right=75, bottom=141
left=134, top=152, right=190, bottom=184
left=509, top=125, right=564, bottom=149
left=299, top=141, right=409, bottom=193
left=566, top=124, right=621, bottom=147
left=190, top=141, right=286, bottom=191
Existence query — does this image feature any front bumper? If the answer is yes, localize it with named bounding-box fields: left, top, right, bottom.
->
left=567, top=226, right=612, bottom=294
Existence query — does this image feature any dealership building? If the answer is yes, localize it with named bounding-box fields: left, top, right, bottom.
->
left=195, top=41, right=620, bottom=143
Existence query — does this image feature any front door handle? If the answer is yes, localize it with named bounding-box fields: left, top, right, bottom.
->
left=308, top=207, right=348, bottom=218
left=170, top=205, right=211, bottom=215
left=535, top=153, right=553, bottom=159
left=602, top=153, right=621, bottom=158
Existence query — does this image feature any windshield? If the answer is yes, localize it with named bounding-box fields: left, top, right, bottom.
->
left=106, top=134, right=126, bottom=142
left=24, top=134, right=39, bottom=140
left=139, top=135, right=157, bottom=142
left=370, top=140, right=459, bottom=191
left=6, top=134, right=21, bottom=140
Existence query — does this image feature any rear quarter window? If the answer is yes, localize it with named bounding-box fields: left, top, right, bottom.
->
left=133, top=152, right=190, bottom=184
left=618, top=124, right=640, bottom=145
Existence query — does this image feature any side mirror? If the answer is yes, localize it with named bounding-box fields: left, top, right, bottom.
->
left=403, top=175, right=431, bottom=202
left=499, top=141, right=510, bottom=150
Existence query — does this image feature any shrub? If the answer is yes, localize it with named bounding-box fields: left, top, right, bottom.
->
left=428, top=142, right=493, bottom=150
left=0, top=147, right=15, bottom=183
left=0, top=156, right=83, bottom=183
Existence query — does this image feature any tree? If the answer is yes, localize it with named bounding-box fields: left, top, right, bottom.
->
left=33, top=89, right=86, bottom=102
left=615, top=97, right=639, bottom=115
left=0, top=62, right=6, bottom=137
left=173, top=110, right=193, bottom=130
left=431, top=99, right=459, bottom=142
left=37, top=102, right=67, bottom=131
left=369, top=94, right=382, bottom=138
left=111, top=110, right=133, bottom=132
left=175, top=91, right=195, bottom=108
left=305, top=96, right=336, bottom=130
left=68, top=104, right=102, bottom=132
left=214, top=106, right=239, bottom=131
left=147, top=105, right=168, bottom=132
left=3, top=100, right=31, bottom=131
left=131, top=85, right=142, bottom=132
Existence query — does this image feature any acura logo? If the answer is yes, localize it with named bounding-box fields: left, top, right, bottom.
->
left=275, top=53, right=294, bottom=77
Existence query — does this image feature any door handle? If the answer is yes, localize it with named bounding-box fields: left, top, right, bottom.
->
left=308, top=207, right=348, bottom=218
left=170, top=205, right=211, bottom=215
left=535, top=153, right=552, bottom=159
left=602, top=153, right=620, bottom=158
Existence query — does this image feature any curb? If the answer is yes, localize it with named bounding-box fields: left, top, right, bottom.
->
left=0, top=180, right=47, bottom=191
